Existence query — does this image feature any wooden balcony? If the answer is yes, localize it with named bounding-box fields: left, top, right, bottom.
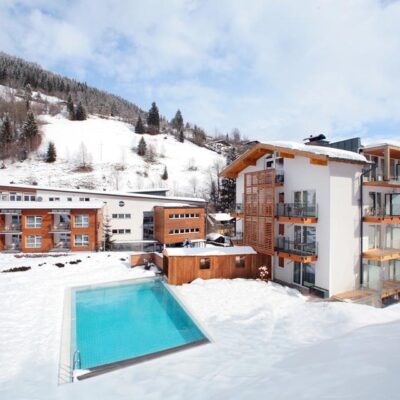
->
left=363, top=206, right=400, bottom=223
left=0, top=224, right=22, bottom=234
left=363, top=248, right=400, bottom=262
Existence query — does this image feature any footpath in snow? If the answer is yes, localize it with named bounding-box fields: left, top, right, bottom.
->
left=0, top=252, right=399, bottom=400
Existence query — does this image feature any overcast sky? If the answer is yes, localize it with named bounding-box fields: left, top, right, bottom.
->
left=1, top=0, right=400, bottom=142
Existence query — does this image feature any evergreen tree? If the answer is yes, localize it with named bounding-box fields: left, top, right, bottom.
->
left=178, top=130, right=185, bottom=143
left=67, top=94, right=75, bottom=120
left=161, top=165, right=168, bottom=180
left=102, top=215, right=114, bottom=251
left=210, top=180, right=219, bottom=210
left=135, top=115, right=145, bottom=133
left=75, top=102, right=87, bottom=120
left=171, top=109, right=183, bottom=131
left=46, top=142, right=56, bottom=163
left=0, top=115, right=13, bottom=145
left=146, top=102, right=160, bottom=133
left=220, top=177, right=236, bottom=212
left=24, top=83, right=32, bottom=110
left=110, top=101, right=118, bottom=117
left=137, top=136, right=147, bottom=156
left=21, top=112, right=38, bottom=141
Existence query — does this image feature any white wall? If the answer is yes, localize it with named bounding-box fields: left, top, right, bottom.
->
left=328, top=163, right=362, bottom=295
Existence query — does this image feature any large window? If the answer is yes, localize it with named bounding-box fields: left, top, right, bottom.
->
left=143, top=211, right=154, bottom=240
left=112, top=213, right=131, bottom=219
left=74, top=215, right=89, bottom=228
left=74, top=234, right=89, bottom=247
left=293, top=262, right=315, bottom=287
left=200, top=258, right=211, bottom=270
left=10, top=192, right=23, bottom=201
left=368, top=225, right=381, bottom=249
left=26, top=235, right=42, bottom=249
left=26, top=216, right=42, bottom=228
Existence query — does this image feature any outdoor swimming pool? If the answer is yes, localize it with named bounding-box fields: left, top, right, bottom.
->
left=70, top=278, right=208, bottom=375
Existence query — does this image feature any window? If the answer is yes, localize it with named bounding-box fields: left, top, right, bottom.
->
left=119, top=201, right=125, bottom=207
left=200, top=258, right=211, bottom=270
left=26, top=235, right=42, bottom=248
left=26, top=216, right=42, bottom=228
left=278, top=257, right=285, bottom=268
left=278, top=224, right=284, bottom=235
left=79, top=197, right=90, bottom=202
left=49, top=197, right=60, bottom=202
left=112, top=229, right=131, bottom=234
left=67, top=197, right=72, bottom=202
left=23, top=194, right=36, bottom=201
left=143, top=211, right=154, bottom=240
left=235, top=256, right=246, bottom=268
left=0, top=192, right=9, bottom=201
left=293, top=262, right=315, bottom=287
left=10, top=192, right=22, bottom=201
left=74, top=215, right=89, bottom=228
left=112, top=213, right=131, bottom=219
left=74, top=234, right=89, bottom=247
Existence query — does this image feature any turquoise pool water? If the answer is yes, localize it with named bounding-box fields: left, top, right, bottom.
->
left=73, top=279, right=207, bottom=370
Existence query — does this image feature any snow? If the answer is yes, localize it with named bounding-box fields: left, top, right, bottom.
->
left=0, top=200, right=104, bottom=209
left=363, top=140, right=400, bottom=149
left=1, top=253, right=400, bottom=399
left=0, top=183, right=206, bottom=204
left=265, top=140, right=368, bottom=162
left=209, top=212, right=234, bottom=221
left=0, top=84, right=61, bottom=104
left=165, top=245, right=256, bottom=256
left=0, top=114, right=225, bottom=198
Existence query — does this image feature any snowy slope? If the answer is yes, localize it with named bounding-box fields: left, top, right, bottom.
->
left=0, top=254, right=400, bottom=399
left=0, top=111, right=225, bottom=197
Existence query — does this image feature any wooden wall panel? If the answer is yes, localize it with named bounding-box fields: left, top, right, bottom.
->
left=70, top=209, right=99, bottom=252
left=165, top=253, right=259, bottom=285
left=21, top=209, right=53, bottom=253
left=154, top=207, right=205, bottom=244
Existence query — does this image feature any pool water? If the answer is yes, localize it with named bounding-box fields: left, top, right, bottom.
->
left=73, top=279, right=207, bottom=370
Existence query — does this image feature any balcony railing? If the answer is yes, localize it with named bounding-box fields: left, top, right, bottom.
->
left=365, top=171, right=400, bottom=183
left=0, top=223, right=22, bottom=233
left=276, top=236, right=318, bottom=257
left=276, top=203, right=318, bottom=219
left=51, top=223, right=71, bottom=232
left=4, top=243, right=21, bottom=251
left=363, top=206, right=400, bottom=218
left=52, top=241, right=71, bottom=250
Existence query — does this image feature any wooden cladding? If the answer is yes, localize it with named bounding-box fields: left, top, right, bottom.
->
left=243, top=170, right=275, bottom=255
left=163, top=253, right=260, bottom=285
left=154, top=207, right=205, bottom=244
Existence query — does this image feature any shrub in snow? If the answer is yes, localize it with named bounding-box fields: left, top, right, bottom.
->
left=2, top=266, right=31, bottom=273
left=258, top=265, right=271, bottom=281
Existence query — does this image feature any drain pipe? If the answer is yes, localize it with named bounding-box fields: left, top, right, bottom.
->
left=360, top=163, right=377, bottom=286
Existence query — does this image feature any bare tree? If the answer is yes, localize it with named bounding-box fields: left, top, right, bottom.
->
left=189, top=175, right=199, bottom=196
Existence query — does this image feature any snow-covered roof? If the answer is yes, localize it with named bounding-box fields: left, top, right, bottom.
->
left=206, top=232, right=224, bottom=241
left=155, top=203, right=196, bottom=208
left=164, top=246, right=256, bottom=256
left=265, top=141, right=367, bottom=162
left=0, top=201, right=104, bottom=209
left=363, top=140, right=400, bottom=150
left=209, top=213, right=234, bottom=222
left=0, top=183, right=206, bottom=203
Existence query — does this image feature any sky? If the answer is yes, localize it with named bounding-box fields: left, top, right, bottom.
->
left=1, top=0, right=400, bottom=142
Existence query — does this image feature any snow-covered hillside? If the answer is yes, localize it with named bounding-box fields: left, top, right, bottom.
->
left=0, top=87, right=226, bottom=197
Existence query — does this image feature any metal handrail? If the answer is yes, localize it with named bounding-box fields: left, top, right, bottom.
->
left=275, top=236, right=318, bottom=256
left=363, top=205, right=400, bottom=218
left=276, top=203, right=318, bottom=218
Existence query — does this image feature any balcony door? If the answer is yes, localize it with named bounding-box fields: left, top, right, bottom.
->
left=293, top=262, right=315, bottom=287
left=369, top=192, right=382, bottom=215
left=294, top=225, right=316, bottom=254
left=385, top=193, right=400, bottom=216
left=386, top=226, right=400, bottom=249
left=368, top=225, right=381, bottom=249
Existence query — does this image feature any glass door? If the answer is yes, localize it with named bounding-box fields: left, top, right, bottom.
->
left=368, top=225, right=381, bottom=249
left=293, top=262, right=315, bottom=287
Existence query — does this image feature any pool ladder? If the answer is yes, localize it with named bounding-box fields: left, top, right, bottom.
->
left=73, top=349, right=81, bottom=370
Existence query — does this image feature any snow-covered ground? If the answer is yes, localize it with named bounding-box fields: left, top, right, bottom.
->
left=1, top=252, right=400, bottom=399
left=0, top=84, right=225, bottom=197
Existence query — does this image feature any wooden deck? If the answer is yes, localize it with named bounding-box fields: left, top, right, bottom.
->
left=332, top=280, right=400, bottom=303
left=363, top=248, right=400, bottom=262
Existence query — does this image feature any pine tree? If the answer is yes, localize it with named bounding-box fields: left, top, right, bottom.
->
left=67, top=94, right=75, bottom=120
left=171, top=109, right=183, bottom=131
left=135, top=116, right=145, bottom=133
left=0, top=115, right=13, bottom=144
left=24, top=83, right=32, bottom=110
left=110, top=101, right=118, bottom=117
left=161, top=165, right=168, bottom=180
left=146, top=102, right=160, bottom=133
left=46, top=142, right=56, bottom=163
left=21, top=112, right=38, bottom=141
left=75, top=102, right=87, bottom=120
left=103, top=215, right=114, bottom=251
left=220, top=177, right=236, bottom=212
left=178, top=130, right=185, bottom=143
left=137, top=136, right=147, bottom=156
left=210, top=180, right=219, bottom=210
